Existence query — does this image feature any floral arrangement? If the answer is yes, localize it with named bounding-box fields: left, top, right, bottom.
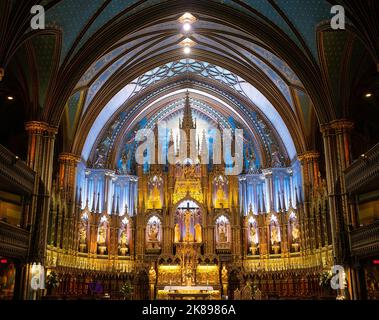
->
left=319, top=269, right=333, bottom=288
left=120, top=281, right=133, bottom=300
left=46, top=271, right=60, bottom=289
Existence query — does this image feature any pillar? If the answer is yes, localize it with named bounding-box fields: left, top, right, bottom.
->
left=298, top=151, right=321, bottom=254
left=321, top=119, right=354, bottom=299
left=262, top=169, right=273, bottom=213
left=58, top=153, right=81, bottom=251
left=25, top=121, right=57, bottom=263
left=321, top=120, right=354, bottom=264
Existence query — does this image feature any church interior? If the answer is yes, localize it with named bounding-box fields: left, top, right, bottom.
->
left=0, top=0, right=379, bottom=301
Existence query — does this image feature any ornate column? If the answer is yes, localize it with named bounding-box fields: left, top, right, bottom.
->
left=298, top=151, right=321, bottom=254
left=58, top=153, right=81, bottom=251
left=25, top=121, right=58, bottom=263
left=221, top=265, right=228, bottom=297
left=262, top=169, right=273, bottom=213
left=331, top=120, right=355, bottom=227
left=148, top=265, right=157, bottom=300
left=321, top=120, right=354, bottom=265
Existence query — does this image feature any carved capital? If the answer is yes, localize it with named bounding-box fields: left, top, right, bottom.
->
left=25, top=121, right=58, bottom=136
left=298, top=151, right=320, bottom=163
left=330, top=119, right=354, bottom=132
left=320, top=122, right=333, bottom=136
left=58, top=152, right=81, bottom=164
left=25, top=121, right=49, bottom=134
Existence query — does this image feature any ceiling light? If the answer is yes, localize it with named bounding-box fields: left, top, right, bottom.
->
left=183, top=47, right=191, bottom=55
left=178, top=13, right=197, bottom=25
left=183, top=22, right=192, bottom=32
left=364, top=92, right=373, bottom=98
left=6, top=96, right=14, bottom=101
left=179, top=37, right=196, bottom=48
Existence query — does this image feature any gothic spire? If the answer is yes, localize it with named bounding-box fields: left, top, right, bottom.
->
left=180, top=91, right=196, bottom=131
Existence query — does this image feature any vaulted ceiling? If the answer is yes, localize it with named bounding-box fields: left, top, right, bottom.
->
left=0, top=0, right=378, bottom=162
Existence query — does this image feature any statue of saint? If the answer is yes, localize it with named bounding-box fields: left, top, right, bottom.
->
left=246, top=147, right=257, bottom=174
left=148, top=222, right=159, bottom=242
left=221, top=265, right=228, bottom=283
left=271, top=225, right=280, bottom=245
left=149, top=266, right=156, bottom=283
left=79, top=226, right=87, bottom=244
left=250, top=224, right=257, bottom=244
left=184, top=210, right=194, bottom=242
left=194, top=223, right=202, bottom=243
left=219, top=222, right=227, bottom=243
left=174, top=223, right=180, bottom=243
left=120, top=230, right=128, bottom=247
left=97, top=225, right=106, bottom=245
left=120, top=149, right=131, bottom=174
left=271, top=146, right=282, bottom=168
left=292, top=222, right=300, bottom=242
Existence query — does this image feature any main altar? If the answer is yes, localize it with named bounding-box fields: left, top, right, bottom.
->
left=154, top=206, right=222, bottom=300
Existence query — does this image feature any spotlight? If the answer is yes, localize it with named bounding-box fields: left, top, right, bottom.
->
left=183, top=22, right=191, bottom=32
left=183, top=47, right=191, bottom=55
left=364, top=92, right=373, bottom=98
left=6, top=96, right=14, bottom=101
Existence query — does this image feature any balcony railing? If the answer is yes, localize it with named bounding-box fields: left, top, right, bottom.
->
left=350, top=220, right=379, bottom=258
left=0, top=221, right=30, bottom=260
left=0, top=144, right=35, bottom=195
left=345, top=143, right=379, bottom=194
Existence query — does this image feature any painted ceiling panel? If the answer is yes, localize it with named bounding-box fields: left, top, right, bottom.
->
left=73, top=0, right=165, bottom=58
left=275, top=0, right=332, bottom=59
left=216, top=0, right=304, bottom=50
left=31, top=34, right=57, bottom=108
left=322, top=30, right=348, bottom=110
left=83, top=35, right=180, bottom=111
left=45, top=0, right=105, bottom=62
left=216, top=33, right=302, bottom=86
left=65, top=90, right=84, bottom=142
left=294, top=89, right=314, bottom=140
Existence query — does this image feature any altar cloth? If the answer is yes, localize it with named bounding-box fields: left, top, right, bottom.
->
left=163, top=286, right=214, bottom=291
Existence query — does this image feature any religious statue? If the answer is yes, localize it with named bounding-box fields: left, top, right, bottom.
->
left=271, top=224, right=280, bottom=245
left=120, top=148, right=131, bottom=174
left=194, top=223, right=202, bottom=243
left=174, top=223, right=181, bottom=243
left=271, top=145, right=282, bottom=167
left=93, top=148, right=105, bottom=168
left=292, top=222, right=300, bottom=242
left=249, top=223, right=257, bottom=244
left=246, top=147, right=258, bottom=174
left=79, top=226, right=87, bottom=244
left=149, top=265, right=156, bottom=286
left=184, top=209, right=194, bottom=242
left=97, top=225, right=106, bottom=245
left=221, top=265, right=228, bottom=283
left=148, top=222, right=159, bottom=242
left=219, top=222, right=228, bottom=243
left=119, top=229, right=128, bottom=248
